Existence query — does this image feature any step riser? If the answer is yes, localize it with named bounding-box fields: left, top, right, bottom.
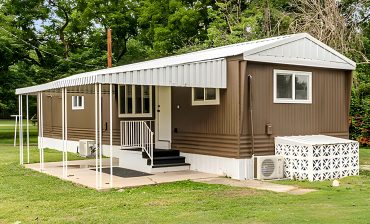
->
left=147, top=158, right=186, bottom=165
left=142, top=150, right=180, bottom=158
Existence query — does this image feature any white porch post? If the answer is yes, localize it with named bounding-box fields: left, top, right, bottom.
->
left=40, top=92, right=44, bottom=171
left=99, top=84, right=102, bottom=189
left=65, top=88, right=68, bottom=177
left=109, top=83, right=113, bottom=188
left=62, top=88, right=66, bottom=178
left=95, top=84, right=98, bottom=189
left=19, top=95, right=23, bottom=165
left=38, top=93, right=41, bottom=170
left=26, top=94, right=30, bottom=164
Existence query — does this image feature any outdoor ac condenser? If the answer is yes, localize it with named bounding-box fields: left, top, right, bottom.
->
left=254, top=155, right=284, bottom=180
left=79, top=139, right=95, bottom=157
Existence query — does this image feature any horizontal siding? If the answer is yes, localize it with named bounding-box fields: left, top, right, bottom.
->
left=171, top=60, right=241, bottom=157
left=41, top=87, right=152, bottom=147
left=172, top=133, right=239, bottom=158
left=43, top=126, right=121, bottom=145
left=241, top=62, right=351, bottom=157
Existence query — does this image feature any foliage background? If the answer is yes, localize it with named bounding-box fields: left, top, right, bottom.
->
left=0, top=0, right=369, bottom=142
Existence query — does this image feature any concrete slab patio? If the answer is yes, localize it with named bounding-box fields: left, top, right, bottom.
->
left=25, top=159, right=316, bottom=194
left=25, top=159, right=218, bottom=190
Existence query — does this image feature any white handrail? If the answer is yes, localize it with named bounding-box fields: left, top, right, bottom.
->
left=121, top=120, right=154, bottom=166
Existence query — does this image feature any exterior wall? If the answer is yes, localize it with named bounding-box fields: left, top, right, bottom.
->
left=41, top=85, right=155, bottom=147
left=171, top=58, right=244, bottom=158
left=241, top=62, right=352, bottom=157
left=40, top=60, right=352, bottom=161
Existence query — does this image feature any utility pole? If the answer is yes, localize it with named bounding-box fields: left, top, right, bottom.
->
left=107, top=28, right=112, bottom=68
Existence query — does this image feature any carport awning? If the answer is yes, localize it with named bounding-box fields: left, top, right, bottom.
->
left=16, top=58, right=227, bottom=95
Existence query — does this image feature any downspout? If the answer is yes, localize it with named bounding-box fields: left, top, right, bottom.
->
left=248, top=74, right=255, bottom=156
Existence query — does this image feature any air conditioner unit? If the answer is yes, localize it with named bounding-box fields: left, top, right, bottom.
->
left=254, top=155, right=284, bottom=180
left=79, top=139, right=95, bottom=157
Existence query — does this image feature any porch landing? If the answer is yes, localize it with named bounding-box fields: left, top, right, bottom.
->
left=25, top=159, right=217, bottom=190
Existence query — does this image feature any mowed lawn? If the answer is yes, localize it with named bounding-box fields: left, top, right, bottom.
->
left=0, top=120, right=369, bottom=223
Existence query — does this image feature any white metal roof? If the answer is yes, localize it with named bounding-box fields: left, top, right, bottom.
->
left=16, top=33, right=356, bottom=95
left=275, top=135, right=356, bottom=146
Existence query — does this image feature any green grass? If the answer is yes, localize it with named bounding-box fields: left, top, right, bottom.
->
left=0, top=119, right=369, bottom=223
left=360, top=147, right=370, bottom=165
left=0, top=119, right=38, bottom=145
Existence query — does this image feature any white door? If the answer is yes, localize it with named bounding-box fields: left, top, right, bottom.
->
left=155, top=86, right=172, bottom=149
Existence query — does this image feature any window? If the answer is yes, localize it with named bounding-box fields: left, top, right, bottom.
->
left=118, top=85, right=152, bottom=117
left=72, top=96, right=84, bottom=110
left=192, top=88, right=220, bottom=106
left=273, top=69, right=312, bottom=104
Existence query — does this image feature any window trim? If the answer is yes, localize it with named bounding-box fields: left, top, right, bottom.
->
left=118, top=85, right=153, bottom=118
left=72, top=95, right=84, bottom=110
left=191, top=88, right=220, bottom=106
left=273, top=69, right=312, bottom=104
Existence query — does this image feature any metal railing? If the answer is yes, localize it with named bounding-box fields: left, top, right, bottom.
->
left=121, top=120, right=155, bottom=165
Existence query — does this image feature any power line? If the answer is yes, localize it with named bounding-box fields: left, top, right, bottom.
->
left=0, top=26, right=105, bottom=69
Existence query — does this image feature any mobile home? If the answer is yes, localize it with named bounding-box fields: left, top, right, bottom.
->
left=16, top=33, right=356, bottom=180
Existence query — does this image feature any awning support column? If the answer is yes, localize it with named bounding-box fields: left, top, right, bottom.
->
left=26, top=94, right=30, bottom=164
left=64, top=88, right=68, bottom=177
left=95, top=84, right=99, bottom=189
left=99, top=84, right=102, bottom=189
left=19, top=95, right=23, bottom=165
left=62, top=87, right=67, bottom=178
left=40, top=92, right=44, bottom=171
left=109, top=83, right=113, bottom=188
left=38, top=93, right=41, bottom=170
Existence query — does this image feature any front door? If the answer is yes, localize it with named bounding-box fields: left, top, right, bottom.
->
left=155, top=86, right=171, bottom=149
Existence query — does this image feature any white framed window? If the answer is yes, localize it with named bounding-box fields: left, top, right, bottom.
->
left=191, top=88, right=220, bottom=106
left=72, top=96, right=84, bottom=110
left=273, top=69, right=312, bottom=104
left=118, top=85, right=152, bottom=118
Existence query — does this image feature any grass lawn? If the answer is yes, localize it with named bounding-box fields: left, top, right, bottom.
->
left=360, top=147, right=370, bottom=165
left=0, top=119, right=369, bottom=223
left=0, top=119, right=38, bottom=145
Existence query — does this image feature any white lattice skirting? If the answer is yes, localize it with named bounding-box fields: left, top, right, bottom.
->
left=275, top=135, right=359, bottom=181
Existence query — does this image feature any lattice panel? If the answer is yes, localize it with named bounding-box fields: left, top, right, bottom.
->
left=275, top=142, right=359, bottom=181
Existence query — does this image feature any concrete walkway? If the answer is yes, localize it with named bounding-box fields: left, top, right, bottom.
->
left=194, top=177, right=317, bottom=195
left=25, top=159, right=218, bottom=190
left=361, top=165, right=370, bottom=171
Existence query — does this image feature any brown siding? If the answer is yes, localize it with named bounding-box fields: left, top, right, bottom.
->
left=42, top=85, right=155, bottom=146
left=41, top=60, right=352, bottom=159
left=240, top=62, right=351, bottom=157
left=171, top=59, right=242, bottom=158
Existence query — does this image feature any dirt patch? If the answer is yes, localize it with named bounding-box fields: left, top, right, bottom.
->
left=287, top=188, right=317, bottom=195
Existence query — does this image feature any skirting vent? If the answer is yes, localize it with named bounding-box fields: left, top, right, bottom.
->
left=275, top=135, right=359, bottom=181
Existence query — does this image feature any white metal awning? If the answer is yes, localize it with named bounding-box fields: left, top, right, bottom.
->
left=16, top=58, right=227, bottom=94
